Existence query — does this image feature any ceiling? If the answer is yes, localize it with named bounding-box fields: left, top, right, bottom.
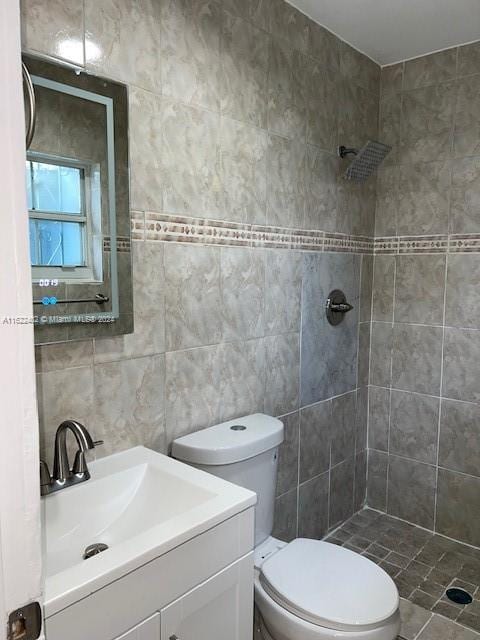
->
left=289, top=0, right=480, bottom=65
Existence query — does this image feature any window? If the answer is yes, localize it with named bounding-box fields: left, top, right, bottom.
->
left=26, top=155, right=100, bottom=281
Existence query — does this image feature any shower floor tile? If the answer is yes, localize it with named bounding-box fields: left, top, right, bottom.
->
left=324, top=508, right=480, bottom=637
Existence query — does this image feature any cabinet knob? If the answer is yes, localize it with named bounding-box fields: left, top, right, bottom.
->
left=169, top=636, right=179, bottom=640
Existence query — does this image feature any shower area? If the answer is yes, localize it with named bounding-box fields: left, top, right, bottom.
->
left=367, top=50, right=480, bottom=551
left=274, top=44, right=480, bottom=596
left=357, top=49, right=480, bottom=629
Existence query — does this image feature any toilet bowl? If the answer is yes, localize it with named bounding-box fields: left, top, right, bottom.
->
left=172, top=414, right=400, bottom=640
left=254, top=537, right=400, bottom=640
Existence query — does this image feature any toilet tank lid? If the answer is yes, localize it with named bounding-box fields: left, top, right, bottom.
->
left=172, top=414, right=284, bottom=465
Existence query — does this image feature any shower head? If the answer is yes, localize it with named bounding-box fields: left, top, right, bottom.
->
left=339, top=140, right=391, bottom=182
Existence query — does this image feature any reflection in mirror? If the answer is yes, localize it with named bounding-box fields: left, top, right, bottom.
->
left=23, top=55, right=133, bottom=344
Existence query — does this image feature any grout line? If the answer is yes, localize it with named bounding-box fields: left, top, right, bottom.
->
left=366, top=319, right=480, bottom=332
left=365, top=252, right=376, bottom=504
left=298, top=388, right=358, bottom=412
left=161, top=244, right=168, bottom=451
left=435, top=464, right=480, bottom=481
left=434, top=250, right=449, bottom=532
left=295, top=411, right=301, bottom=521
left=296, top=467, right=332, bottom=487
left=385, top=256, right=397, bottom=515
left=352, top=421, right=357, bottom=514
left=330, top=455, right=357, bottom=472
left=298, top=254, right=304, bottom=422
left=413, top=615, right=434, bottom=640
left=327, top=440, right=332, bottom=531
left=368, top=448, right=480, bottom=482
left=355, top=255, right=366, bottom=508
left=364, top=384, right=480, bottom=406
left=296, top=259, right=304, bottom=538
left=356, top=256, right=364, bottom=393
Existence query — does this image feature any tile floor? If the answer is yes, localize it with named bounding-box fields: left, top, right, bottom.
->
left=325, top=508, right=480, bottom=638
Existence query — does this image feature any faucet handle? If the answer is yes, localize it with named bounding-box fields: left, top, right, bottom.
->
left=40, top=460, right=51, bottom=487
left=72, top=450, right=89, bottom=477
left=72, top=439, right=102, bottom=475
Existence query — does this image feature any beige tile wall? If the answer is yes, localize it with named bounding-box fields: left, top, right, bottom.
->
left=368, top=43, right=480, bottom=548
left=22, top=0, right=380, bottom=538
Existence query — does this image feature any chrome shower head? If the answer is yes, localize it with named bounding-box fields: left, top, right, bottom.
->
left=339, top=140, right=391, bottom=182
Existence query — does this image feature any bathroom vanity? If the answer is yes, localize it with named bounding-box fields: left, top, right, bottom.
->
left=42, top=447, right=256, bottom=640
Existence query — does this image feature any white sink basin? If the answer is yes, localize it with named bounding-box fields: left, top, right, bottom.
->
left=42, top=446, right=256, bottom=617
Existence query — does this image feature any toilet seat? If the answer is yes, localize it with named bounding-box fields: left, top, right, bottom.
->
left=255, top=573, right=400, bottom=640
left=259, top=539, right=399, bottom=633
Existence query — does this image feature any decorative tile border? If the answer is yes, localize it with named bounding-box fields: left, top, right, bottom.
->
left=375, top=236, right=399, bottom=254
left=251, top=224, right=304, bottom=249
left=290, top=228, right=324, bottom=251
left=397, top=235, right=449, bottom=254
left=325, top=233, right=374, bottom=254
left=131, top=213, right=145, bottom=241
left=103, top=235, right=131, bottom=252
left=374, top=234, right=480, bottom=255
left=449, top=234, right=480, bottom=253
left=206, top=219, right=250, bottom=245
left=144, top=212, right=251, bottom=246
left=132, top=211, right=373, bottom=253
left=130, top=212, right=480, bottom=255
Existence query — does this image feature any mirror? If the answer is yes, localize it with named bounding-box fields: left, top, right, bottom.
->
left=23, top=55, right=133, bottom=344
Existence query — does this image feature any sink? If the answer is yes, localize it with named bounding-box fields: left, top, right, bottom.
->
left=42, top=446, right=256, bottom=617
left=44, top=461, right=214, bottom=576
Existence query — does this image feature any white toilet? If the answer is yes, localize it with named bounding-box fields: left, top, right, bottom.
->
left=172, top=414, right=400, bottom=640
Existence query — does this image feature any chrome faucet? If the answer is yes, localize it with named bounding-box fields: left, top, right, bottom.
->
left=40, top=420, right=103, bottom=496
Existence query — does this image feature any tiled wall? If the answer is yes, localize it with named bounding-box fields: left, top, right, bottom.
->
left=273, top=250, right=373, bottom=540
left=23, top=0, right=380, bottom=539
left=367, top=43, right=480, bottom=548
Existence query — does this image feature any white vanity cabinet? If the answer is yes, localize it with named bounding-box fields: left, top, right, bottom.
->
left=45, top=508, right=255, bottom=640
left=112, top=555, right=252, bottom=640
left=117, top=614, right=160, bottom=640
left=160, top=555, right=253, bottom=640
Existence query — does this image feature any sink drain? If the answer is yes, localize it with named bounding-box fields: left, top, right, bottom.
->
left=83, top=543, right=109, bottom=560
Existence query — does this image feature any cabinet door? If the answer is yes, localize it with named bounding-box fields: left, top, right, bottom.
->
left=116, top=613, right=160, bottom=640
left=161, top=554, right=253, bottom=640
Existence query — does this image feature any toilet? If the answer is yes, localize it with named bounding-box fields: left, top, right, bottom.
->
left=172, top=414, right=400, bottom=640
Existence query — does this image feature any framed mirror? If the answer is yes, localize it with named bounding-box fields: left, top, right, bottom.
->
left=23, top=55, right=133, bottom=343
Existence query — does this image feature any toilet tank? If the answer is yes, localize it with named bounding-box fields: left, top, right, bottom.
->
left=172, top=414, right=284, bottom=546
